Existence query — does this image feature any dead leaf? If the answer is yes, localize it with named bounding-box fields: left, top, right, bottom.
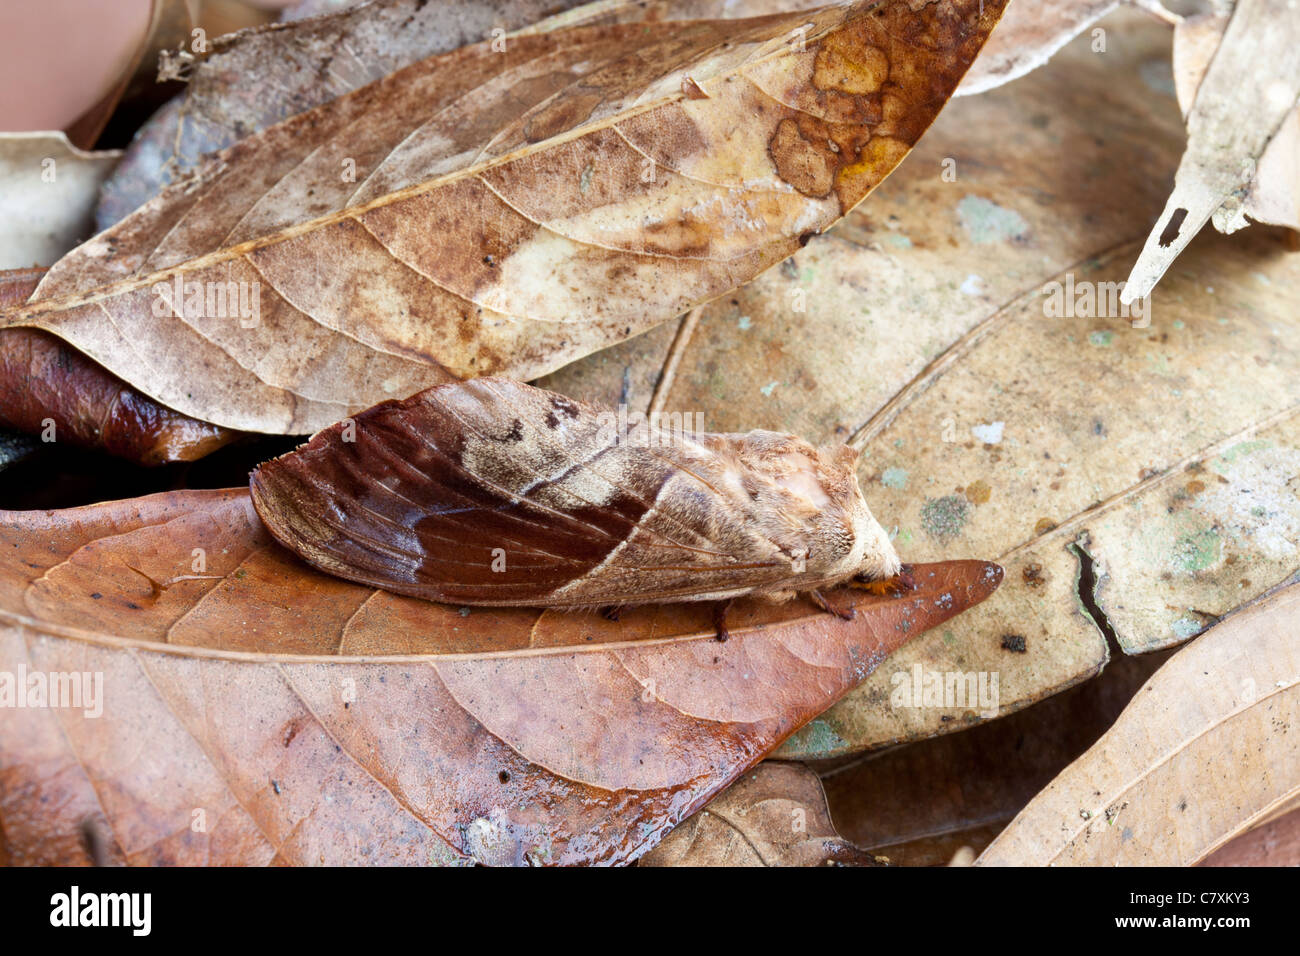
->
left=580, top=9, right=1300, bottom=759
left=1200, top=803, right=1300, bottom=867
left=64, top=0, right=197, bottom=150
left=99, top=0, right=1175, bottom=230
left=0, top=133, right=120, bottom=270
left=640, top=761, right=881, bottom=866
left=977, top=582, right=1300, bottom=866
left=0, top=268, right=235, bottom=464
left=1171, top=7, right=1300, bottom=233
left=819, top=645, right=1174, bottom=864
left=0, top=486, right=1000, bottom=865
left=96, top=0, right=599, bottom=227
left=3, top=0, right=1007, bottom=434
left=956, top=0, right=1121, bottom=95
left=1123, top=0, right=1300, bottom=301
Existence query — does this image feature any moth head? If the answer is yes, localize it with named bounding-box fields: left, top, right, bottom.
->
left=717, top=433, right=899, bottom=578
left=809, top=443, right=901, bottom=581
left=845, top=495, right=901, bottom=581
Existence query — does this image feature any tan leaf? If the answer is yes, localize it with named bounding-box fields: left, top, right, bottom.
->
left=819, top=645, right=1175, bottom=864
left=0, top=487, right=999, bottom=865
left=640, top=761, right=881, bottom=866
left=1171, top=8, right=1300, bottom=233
left=100, top=0, right=1135, bottom=226
left=1123, top=0, right=1300, bottom=301
left=548, top=9, right=1300, bottom=758
left=96, top=0, right=600, bottom=226
left=956, top=0, right=1123, bottom=95
left=1, top=0, right=1007, bottom=434
left=976, top=582, right=1300, bottom=866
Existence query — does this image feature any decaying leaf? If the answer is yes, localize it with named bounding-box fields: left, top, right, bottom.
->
left=0, top=268, right=235, bottom=464
left=1200, top=802, right=1300, bottom=867
left=0, top=486, right=999, bottom=865
left=100, top=0, right=1135, bottom=228
left=977, top=582, right=1300, bottom=866
left=641, top=761, right=881, bottom=866
left=100, top=0, right=1182, bottom=230
left=0, top=133, right=119, bottom=270
left=819, top=645, right=1174, bottom=864
left=1171, top=7, right=1300, bottom=233
left=955, top=0, right=1122, bottom=96
left=3, top=0, right=1008, bottom=434
left=96, top=0, right=599, bottom=227
left=1123, top=0, right=1300, bottom=302
left=568, top=10, right=1300, bottom=760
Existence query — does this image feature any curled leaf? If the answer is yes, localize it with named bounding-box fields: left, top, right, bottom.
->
left=1123, top=0, right=1300, bottom=302
left=641, top=761, right=881, bottom=866
left=0, top=268, right=235, bottom=464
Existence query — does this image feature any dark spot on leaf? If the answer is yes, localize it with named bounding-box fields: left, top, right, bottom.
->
left=1000, top=633, right=1027, bottom=653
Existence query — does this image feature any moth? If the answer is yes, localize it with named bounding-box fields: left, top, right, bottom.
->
left=250, top=378, right=911, bottom=639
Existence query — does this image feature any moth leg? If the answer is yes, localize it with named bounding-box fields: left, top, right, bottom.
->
left=712, top=598, right=735, bottom=643
left=850, top=563, right=917, bottom=597
left=808, top=589, right=854, bottom=621
left=600, top=604, right=628, bottom=622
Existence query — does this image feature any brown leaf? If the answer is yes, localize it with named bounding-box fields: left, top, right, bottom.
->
left=0, top=486, right=1000, bottom=865
left=0, top=268, right=235, bottom=464
left=640, top=761, right=881, bottom=866
left=4, top=0, right=1008, bottom=434
left=96, top=0, right=600, bottom=227
left=977, top=582, right=1300, bottom=866
left=101, top=0, right=1159, bottom=229
left=819, top=645, right=1174, bottom=864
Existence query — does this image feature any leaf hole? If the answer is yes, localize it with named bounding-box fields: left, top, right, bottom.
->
left=1158, top=207, right=1188, bottom=248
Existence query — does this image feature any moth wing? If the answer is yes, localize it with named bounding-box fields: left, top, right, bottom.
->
left=251, top=378, right=792, bottom=606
